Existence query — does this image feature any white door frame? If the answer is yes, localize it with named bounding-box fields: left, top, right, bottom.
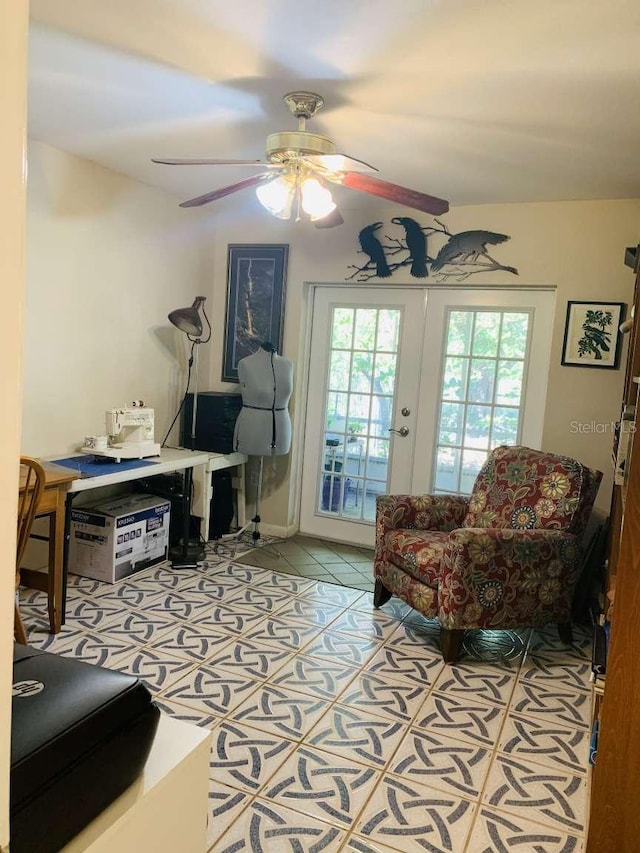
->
left=413, top=286, right=557, bottom=493
left=297, top=285, right=428, bottom=546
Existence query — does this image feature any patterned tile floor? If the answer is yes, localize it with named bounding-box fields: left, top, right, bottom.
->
left=20, top=540, right=592, bottom=852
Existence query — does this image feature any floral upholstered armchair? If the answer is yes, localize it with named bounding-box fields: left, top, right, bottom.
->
left=374, top=445, right=602, bottom=662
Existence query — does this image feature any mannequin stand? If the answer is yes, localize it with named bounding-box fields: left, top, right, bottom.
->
left=250, top=456, right=264, bottom=543
left=212, top=456, right=264, bottom=554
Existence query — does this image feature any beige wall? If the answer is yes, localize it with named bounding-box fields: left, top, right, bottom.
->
left=21, top=146, right=639, bottom=534
left=23, top=141, right=213, bottom=457
left=0, top=1, right=29, bottom=847
left=204, top=198, right=640, bottom=528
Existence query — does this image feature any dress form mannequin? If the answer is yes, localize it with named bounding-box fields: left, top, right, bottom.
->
left=233, top=343, right=293, bottom=456
left=233, top=343, right=293, bottom=542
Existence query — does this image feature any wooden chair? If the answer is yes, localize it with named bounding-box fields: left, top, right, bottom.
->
left=16, top=456, right=46, bottom=644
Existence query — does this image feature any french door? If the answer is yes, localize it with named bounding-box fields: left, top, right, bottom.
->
left=299, top=287, right=426, bottom=546
left=299, top=285, right=555, bottom=547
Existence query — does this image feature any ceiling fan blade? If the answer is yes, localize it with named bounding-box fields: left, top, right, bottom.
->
left=339, top=172, right=449, bottom=216
left=313, top=208, right=344, bottom=229
left=152, top=158, right=280, bottom=167
left=179, top=173, right=270, bottom=208
left=303, top=153, right=378, bottom=173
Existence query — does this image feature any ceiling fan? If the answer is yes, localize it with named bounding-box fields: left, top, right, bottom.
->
left=152, top=91, right=449, bottom=227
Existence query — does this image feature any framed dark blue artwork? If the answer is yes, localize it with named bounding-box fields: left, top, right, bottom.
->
left=222, top=244, right=289, bottom=382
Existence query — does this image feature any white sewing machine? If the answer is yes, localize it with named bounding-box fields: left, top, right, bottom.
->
left=81, top=403, right=161, bottom=461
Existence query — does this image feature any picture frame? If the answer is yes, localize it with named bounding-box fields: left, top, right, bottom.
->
left=221, top=244, right=289, bottom=383
left=561, top=301, right=625, bottom=369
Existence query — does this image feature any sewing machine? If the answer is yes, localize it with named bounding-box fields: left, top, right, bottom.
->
left=81, top=403, right=161, bottom=461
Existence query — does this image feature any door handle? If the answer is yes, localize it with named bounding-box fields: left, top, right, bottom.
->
left=388, top=426, right=409, bottom=437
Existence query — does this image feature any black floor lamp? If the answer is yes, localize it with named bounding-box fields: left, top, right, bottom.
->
left=168, top=296, right=211, bottom=568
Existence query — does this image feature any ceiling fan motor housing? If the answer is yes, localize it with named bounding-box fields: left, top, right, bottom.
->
left=265, top=131, right=336, bottom=163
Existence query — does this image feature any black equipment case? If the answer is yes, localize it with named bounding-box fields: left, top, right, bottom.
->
left=182, top=391, right=242, bottom=453
left=10, top=644, right=160, bottom=853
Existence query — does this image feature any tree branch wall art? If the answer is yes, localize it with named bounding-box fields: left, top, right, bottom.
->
left=346, top=217, right=518, bottom=283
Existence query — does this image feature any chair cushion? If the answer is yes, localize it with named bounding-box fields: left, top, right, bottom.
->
left=463, top=445, right=590, bottom=534
left=383, top=529, right=448, bottom=587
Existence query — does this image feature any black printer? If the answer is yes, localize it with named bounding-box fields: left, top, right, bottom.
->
left=11, top=644, right=160, bottom=853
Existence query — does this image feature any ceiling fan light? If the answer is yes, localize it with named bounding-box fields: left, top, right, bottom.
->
left=300, top=177, right=336, bottom=221
left=256, top=176, right=294, bottom=219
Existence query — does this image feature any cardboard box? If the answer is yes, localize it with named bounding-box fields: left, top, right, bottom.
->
left=69, top=493, right=171, bottom=583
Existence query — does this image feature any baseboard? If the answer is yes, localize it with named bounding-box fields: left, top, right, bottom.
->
left=254, top=522, right=297, bottom=539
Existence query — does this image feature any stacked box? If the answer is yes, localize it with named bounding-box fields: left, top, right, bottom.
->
left=68, top=493, right=171, bottom=583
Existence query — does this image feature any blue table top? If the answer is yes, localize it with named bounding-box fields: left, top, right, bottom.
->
left=50, top=455, right=158, bottom=478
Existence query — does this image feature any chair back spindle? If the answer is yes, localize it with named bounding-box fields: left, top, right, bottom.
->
left=15, top=457, right=46, bottom=643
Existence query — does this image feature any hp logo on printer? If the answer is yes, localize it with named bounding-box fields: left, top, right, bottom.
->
left=12, top=680, right=45, bottom=697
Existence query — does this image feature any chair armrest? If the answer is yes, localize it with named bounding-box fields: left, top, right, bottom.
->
left=375, top=494, right=469, bottom=537
left=439, top=527, right=581, bottom=630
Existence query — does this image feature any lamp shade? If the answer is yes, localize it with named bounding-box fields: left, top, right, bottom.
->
left=255, top=174, right=295, bottom=219
left=168, top=296, right=206, bottom=336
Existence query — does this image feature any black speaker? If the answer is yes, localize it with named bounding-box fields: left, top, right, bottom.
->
left=209, top=470, right=234, bottom=539
left=181, top=392, right=243, bottom=453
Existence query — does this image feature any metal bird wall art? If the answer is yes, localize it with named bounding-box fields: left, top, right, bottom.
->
left=357, top=222, right=392, bottom=278
left=347, top=218, right=518, bottom=282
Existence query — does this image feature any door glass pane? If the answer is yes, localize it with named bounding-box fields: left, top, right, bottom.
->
left=500, top=313, right=528, bottom=358
left=464, top=405, right=491, bottom=449
left=472, top=312, right=500, bottom=357
left=468, top=358, right=495, bottom=404
left=320, top=307, right=400, bottom=523
left=434, top=446, right=461, bottom=493
left=326, top=392, right=348, bottom=430
left=350, top=352, right=373, bottom=393
left=329, top=350, right=350, bottom=391
left=433, top=308, right=531, bottom=494
left=461, top=449, right=488, bottom=494
left=447, top=311, right=473, bottom=355
left=442, top=357, right=469, bottom=401
left=354, top=309, right=377, bottom=350
left=491, top=407, right=520, bottom=444
left=374, top=353, right=397, bottom=395
left=370, top=394, right=393, bottom=436
left=439, top=402, right=464, bottom=446
left=332, top=308, right=354, bottom=349
left=496, top=359, right=524, bottom=405
left=376, top=310, right=400, bottom=351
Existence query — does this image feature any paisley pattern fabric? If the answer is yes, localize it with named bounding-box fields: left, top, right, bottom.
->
left=439, top=527, right=579, bottom=630
left=382, top=530, right=448, bottom=587
left=373, top=446, right=603, bottom=643
left=375, top=559, right=439, bottom=618
left=376, top=494, right=469, bottom=541
left=463, top=445, right=602, bottom=535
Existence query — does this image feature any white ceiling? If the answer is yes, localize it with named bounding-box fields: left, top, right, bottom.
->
left=28, top=0, right=640, bottom=213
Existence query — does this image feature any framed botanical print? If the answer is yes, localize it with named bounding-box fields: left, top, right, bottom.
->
left=561, top=301, right=625, bottom=369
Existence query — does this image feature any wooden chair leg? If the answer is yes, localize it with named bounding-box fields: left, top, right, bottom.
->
left=440, top=628, right=465, bottom=663
left=14, top=602, right=27, bottom=645
left=373, top=579, right=392, bottom=608
left=558, top=622, right=573, bottom=645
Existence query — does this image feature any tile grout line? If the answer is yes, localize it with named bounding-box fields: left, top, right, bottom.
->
left=23, top=539, right=592, bottom=849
